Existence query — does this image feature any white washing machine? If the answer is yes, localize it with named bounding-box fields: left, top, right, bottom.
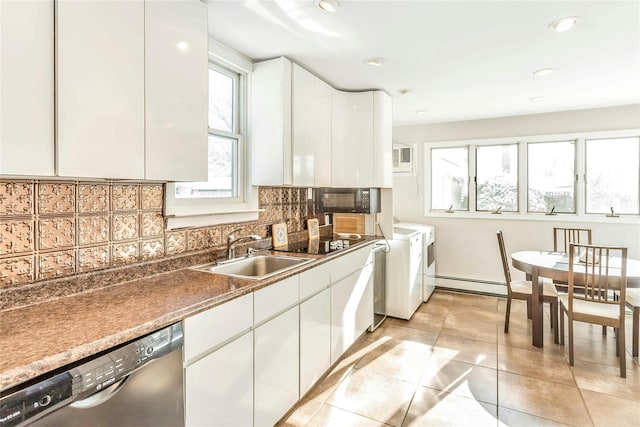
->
left=385, top=226, right=423, bottom=320
left=395, top=222, right=436, bottom=302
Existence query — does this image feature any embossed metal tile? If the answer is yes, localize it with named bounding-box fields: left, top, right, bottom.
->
left=112, top=214, right=139, bottom=241
left=141, top=212, right=164, bottom=237
left=38, top=250, right=76, bottom=280
left=0, top=255, right=34, bottom=286
left=141, top=239, right=164, bottom=260
left=78, top=184, right=109, bottom=213
left=38, top=183, right=75, bottom=214
left=38, top=218, right=75, bottom=250
left=187, top=229, right=208, bottom=251
left=141, top=185, right=164, bottom=210
left=112, top=184, right=139, bottom=211
left=166, top=231, right=186, bottom=256
left=0, top=220, right=34, bottom=256
left=78, top=215, right=110, bottom=246
left=78, top=245, right=110, bottom=272
left=0, top=182, right=34, bottom=216
left=112, top=241, right=139, bottom=265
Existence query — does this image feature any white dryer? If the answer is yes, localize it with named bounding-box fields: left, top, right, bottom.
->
left=394, top=222, right=436, bottom=302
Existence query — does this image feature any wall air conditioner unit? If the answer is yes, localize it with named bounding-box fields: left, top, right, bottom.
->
left=392, top=143, right=415, bottom=175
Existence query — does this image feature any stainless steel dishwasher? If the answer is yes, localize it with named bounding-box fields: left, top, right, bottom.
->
left=0, top=323, right=184, bottom=427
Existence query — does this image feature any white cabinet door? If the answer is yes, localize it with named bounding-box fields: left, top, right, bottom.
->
left=373, top=91, right=393, bottom=188
left=331, top=90, right=374, bottom=187
left=185, top=332, right=253, bottom=427
left=251, top=57, right=292, bottom=186
left=254, top=306, right=299, bottom=427
left=300, top=288, right=331, bottom=395
left=144, top=0, right=208, bottom=182
left=0, top=0, right=54, bottom=176
left=330, top=265, right=374, bottom=363
left=292, top=64, right=332, bottom=187
left=56, top=0, right=145, bottom=179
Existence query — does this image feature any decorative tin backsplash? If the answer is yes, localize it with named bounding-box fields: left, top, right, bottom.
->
left=0, top=181, right=318, bottom=288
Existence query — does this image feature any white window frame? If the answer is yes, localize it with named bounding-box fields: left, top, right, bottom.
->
left=165, top=40, right=257, bottom=229
left=423, top=128, right=640, bottom=224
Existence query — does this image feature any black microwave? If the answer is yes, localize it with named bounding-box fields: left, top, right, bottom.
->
left=316, top=188, right=381, bottom=214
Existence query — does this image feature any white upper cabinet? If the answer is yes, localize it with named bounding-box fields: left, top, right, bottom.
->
left=373, top=91, right=393, bottom=188
left=56, top=0, right=145, bottom=179
left=331, top=90, right=374, bottom=187
left=332, top=90, right=392, bottom=188
left=0, top=0, right=54, bottom=176
left=144, top=0, right=208, bottom=182
left=251, top=58, right=334, bottom=187
left=56, top=0, right=207, bottom=181
left=251, top=57, right=293, bottom=186
left=292, top=64, right=332, bottom=187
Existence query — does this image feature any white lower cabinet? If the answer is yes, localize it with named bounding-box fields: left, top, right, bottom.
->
left=185, top=332, right=253, bottom=427
left=254, top=306, right=300, bottom=427
left=330, top=264, right=374, bottom=364
left=300, top=288, right=331, bottom=395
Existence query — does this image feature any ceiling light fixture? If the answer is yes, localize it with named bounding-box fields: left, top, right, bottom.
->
left=364, top=57, right=385, bottom=67
left=549, top=16, right=580, bottom=33
left=533, top=68, right=554, bottom=77
left=530, top=96, right=545, bottom=102
left=416, top=110, right=427, bottom=115
left=318, top=0, right=338, bottom=13
left=398, top=89, right=411, bottom=96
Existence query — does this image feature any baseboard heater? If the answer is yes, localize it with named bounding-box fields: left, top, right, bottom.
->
left=435, top=275, right=507, bottom=297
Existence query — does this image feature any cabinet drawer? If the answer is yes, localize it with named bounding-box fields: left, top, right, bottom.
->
left=254, top=275, right=299, bottom=324
left=299, top=262, right=331, bottom=300
left=184, top=293, right=253, bottom=363
left=329, top=245, right=373, bottom=284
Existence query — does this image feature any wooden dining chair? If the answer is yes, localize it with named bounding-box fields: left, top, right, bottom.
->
left=497, top=231, right=559, bottom=342
left=553, top=227, right=592, bottom=253
left=626, top=289, right=640, bottom=358
left=559, top=243, right=628, bottom=377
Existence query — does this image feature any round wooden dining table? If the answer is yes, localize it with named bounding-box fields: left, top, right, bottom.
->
left=511, top=251, right=640, bottom=348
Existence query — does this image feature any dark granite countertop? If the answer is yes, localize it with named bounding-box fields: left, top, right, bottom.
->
left=0, top=236, right=379, bottom=391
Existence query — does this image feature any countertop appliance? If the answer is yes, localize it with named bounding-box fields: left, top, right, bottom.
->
left=316, top=188, right=380, bottom=214
left=395, top=222, right=436, bottom=302
left=385, top=226, right=424, bottom=320
left=0, top=323, right=184, bottom=427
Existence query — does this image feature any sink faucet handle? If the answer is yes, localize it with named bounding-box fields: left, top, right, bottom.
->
left=228, top=226, right=245, bottom=241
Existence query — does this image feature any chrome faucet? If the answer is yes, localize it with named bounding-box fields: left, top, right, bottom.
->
left=226, top=227, right=261, bottom=260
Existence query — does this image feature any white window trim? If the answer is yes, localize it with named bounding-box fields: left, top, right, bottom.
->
left=165, top=39, right=258, bottom=230
left=423, top=128, right=640, bottom=224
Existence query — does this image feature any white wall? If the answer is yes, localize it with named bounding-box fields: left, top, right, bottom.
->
left=392, top=104, right=640, bottom=285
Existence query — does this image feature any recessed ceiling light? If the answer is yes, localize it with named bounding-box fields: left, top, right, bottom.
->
left=549, top=16, right=580, bottom=33
left=398, top=89, right=411, bottom=95
left=416, top=110, right=427, bottom=115
left=318, top=0, right=338, bottom=13
left=530, top=96, right=545, bottom=102
left=533, top=68, right=554, bottom=77
left=364, top=57, right=385, bottom=67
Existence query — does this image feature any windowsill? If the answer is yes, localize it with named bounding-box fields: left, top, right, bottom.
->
left=166, top=209, right=263, bottom=230
left=423, top=211, right=640, bottom=224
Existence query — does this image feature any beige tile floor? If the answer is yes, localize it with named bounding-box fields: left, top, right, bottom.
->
left=279, top=290, right=640, bottom=427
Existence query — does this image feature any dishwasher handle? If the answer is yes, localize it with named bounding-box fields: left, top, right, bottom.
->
left=69, top=377, right=129, bottom=409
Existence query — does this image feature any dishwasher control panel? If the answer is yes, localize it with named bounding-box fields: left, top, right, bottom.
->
left=0, top=373, right=72, bottom=427
left=0, top=323, right=183, bottom=426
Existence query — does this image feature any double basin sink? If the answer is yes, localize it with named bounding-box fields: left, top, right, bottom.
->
left=192, top=254, right=313, bottom=280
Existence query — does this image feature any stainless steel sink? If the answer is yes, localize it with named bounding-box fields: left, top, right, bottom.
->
left=192, top=255, right=313, bottom=280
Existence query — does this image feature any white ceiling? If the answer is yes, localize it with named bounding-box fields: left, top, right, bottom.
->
left=206, top=1, right=640, bottom=126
